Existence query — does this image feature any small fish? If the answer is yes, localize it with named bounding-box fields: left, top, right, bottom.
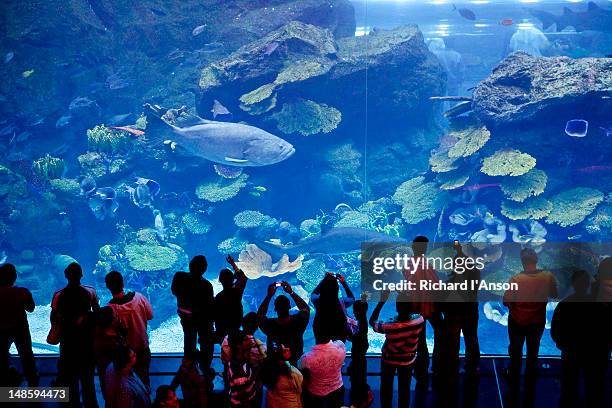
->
left=107, top=113, right=133, bottom=125
left=453, top=4, right=476, bottom=21
left=16, top=131, right=31, bottom=142
left=150, top=8, right=166, bottom=16
left=80, top=176, right=97, bottom=196
left=575, top=165, right=612, bottom=174
left=500, top=18, right=514, bottom=26
left=110, top=126, right=145, bottom=136
left=249, top=191, right=261, bottom=197
left=55, top=115, right=72, bottom=128
left=192, top=25, right=206, bottom=37
left=201, top=42, right=224, bottom=53
left=211, top=99, right=230, bottom=119
left=462, top=183, right=500, bottom=191
left=4, top=52, right=14, bottom=63
left=253, top=186, right=267, bottom=192
left=22, top=69, right=34, bottom=78
left=568, top=234, right=582, bottom=241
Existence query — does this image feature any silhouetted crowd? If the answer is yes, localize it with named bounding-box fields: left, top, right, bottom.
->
left=0, top=237, right=610, bottom=408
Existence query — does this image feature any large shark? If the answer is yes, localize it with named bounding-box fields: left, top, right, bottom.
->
left=530, top=2, right=612, bottom=33
left=146, top=103, right=295, bottom=169
left=259, top=227, right=407, bottom=257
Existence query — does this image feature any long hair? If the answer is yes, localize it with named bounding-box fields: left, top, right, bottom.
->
left=313, top=274, right=345, bottom=342
left=260, top=344, right=291, bottom=390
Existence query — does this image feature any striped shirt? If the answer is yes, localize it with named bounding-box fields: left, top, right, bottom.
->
left=372, top=314, right=424, bottom=366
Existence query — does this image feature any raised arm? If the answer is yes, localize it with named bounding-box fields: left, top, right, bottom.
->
left=282, top=282, right=309, bottom=312
left=227, top=255, right=247, bottom=292
left=369, top=290, right=390, bottom=327
left=257, top=283, right=277, bottom=321
left=336, top=274, right=355, bottom=303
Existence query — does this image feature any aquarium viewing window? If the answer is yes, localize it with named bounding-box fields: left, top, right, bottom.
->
left=1, top=0, right=610, bottom=360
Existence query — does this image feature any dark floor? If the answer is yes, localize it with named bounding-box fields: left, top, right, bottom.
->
left=8, top=354, right=612, bottom=407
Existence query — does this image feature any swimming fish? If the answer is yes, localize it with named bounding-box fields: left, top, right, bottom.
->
left=253, top=186, right=267, bottom=192
left=127, top=177, right=160, bottom=208
left=4, top=52, right=14, bottom=63
left=153, top=209, right=166, bottom=240
left=453, top=4, right=476, bottom=21
left=249, top=191, right=261, bottom=197
left=530, top=2, right=612, bottom=33
left=111, top=126, right=145, bottom=136
left=147, top=104, right=295, bottom=169
left=211, top=99, right=230, bottom=119
left=565, top=119, right=588, bottom=137
left=575, top=165, right=612, bottom=174
left=500, top=19, right=513, bottom=26
left=192, top=25, right=206, bottom=37
left=22, top=69, right=34, bottom=78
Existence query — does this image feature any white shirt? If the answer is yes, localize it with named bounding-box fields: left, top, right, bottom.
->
left=298, top=340, right=345, bottom=396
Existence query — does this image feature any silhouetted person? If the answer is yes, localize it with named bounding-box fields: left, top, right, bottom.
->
left=93, top=306, right=127, bottom=400
left=503, top=248, right=557, bottom=382
left=152, top=385, right=179, bottom=408
left=298, top=332, right=346, bottom=408
left=402, top=235, right=444, bottom=385
left=370, top=290, right=424, bottom=408
left=105, top=345, right=151, bottom=408
left=312, top=273, right=355, bottom=343
left=0, top=263, right=38, bottom=386
left=348, top=296, right=369, bottom=407
left=261, top=343, right=304, bottom=408
left=51, top=262, right=99, bottom=407
left=258, top=281, right=310, bottom=365
left=170, top=351, right=207, bottom=408
left=215, top=255, right=248, bottom=343
left=105, top=270, right=153, bottom=386
left=445, top=241, right=481, bottom=379
left=592, top=257, right=612, bottom=303
left=552, top=269, right=610, bottom=408
left=171, top=255, right=215, bottom=373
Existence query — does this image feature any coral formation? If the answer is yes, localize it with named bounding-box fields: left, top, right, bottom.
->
left=296, top=258, right=327, bottom=292
left=436, top=171, right=470, bottom=190
left=181, top=212, right=212, bottom=235
left=501, top=197, right=553, bottom=220
left=32, top=154, right=65, bottom=181
left=447, top=126, right=490, bottom=159
left=300, top=219, right=321, bottom=237
left=480, top=149, right=536, bottom=177
left=49, top=178, right=80, bottom=196
left=271, top=99, right=341, bottom=136
left=500, top=168, right=548, bottom=202
left=392, top=176, right=447, bottom=224
left=124, top=243, right=179, bottom=272
left=324, top=143, right=362, bottom=174
left=334, top=211, right=370, bottom=229
left=195, top=174, right=249, bottom=202
left=545, top=188, right=604, bottom=227
left=233, top=210, right=277, bottom=229
left=236, top=244, right=304, bottom=279
left=429, top=151, right=458, bottom=173
left=87, top=125, right=130, bottom=154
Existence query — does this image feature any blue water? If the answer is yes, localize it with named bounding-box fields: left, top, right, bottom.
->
left=1, top=0, right=611, bottom=355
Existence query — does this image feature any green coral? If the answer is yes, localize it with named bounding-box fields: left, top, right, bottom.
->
left=195, top=174, right=249, bottom=202
left=135, top=114, right=147, bottom=130
left=234, top=210, right=277, bottom=229
left=500, top=168, right=548, bottom=202
left=78, top=152, right=128, bottom=178
left=501, top=197, right=553, bottom=220
left=49, top=178, right=80, bottom=195
left=300, top=219, right=321, bottom=237
left=239, top=83, right=276, bottom=106
left=392, top=176, right=447, bottom=224
left=32, top=154, right=65, bottom=180
left=334, top=211, right=370, bottom=228
left=182, top=212, right=211, bottom=235
left=325, top=143, right=362, bottom=174
left=271, top=99, right=341, bottom=136
left=429, top=151, right=458, bottom=173
left=481, top=149, right=536, bottom=177
left=87, top=125, right=130, bottom=154
left=436, top=171, right=469, bottom=190
left=217, top=237, right=248, bottom=254
left=545, top=188, right=604, bottom=227
left=296, top=258, right=327, bottom=292
left=447, top=126, right=490, bottom=159
left=124, top=243, right=178, bottom=272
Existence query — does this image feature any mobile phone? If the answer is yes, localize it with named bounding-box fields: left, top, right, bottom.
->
left=454, top=240, right=459, bottom=245
left=275, top=282, right=283, bottom=287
